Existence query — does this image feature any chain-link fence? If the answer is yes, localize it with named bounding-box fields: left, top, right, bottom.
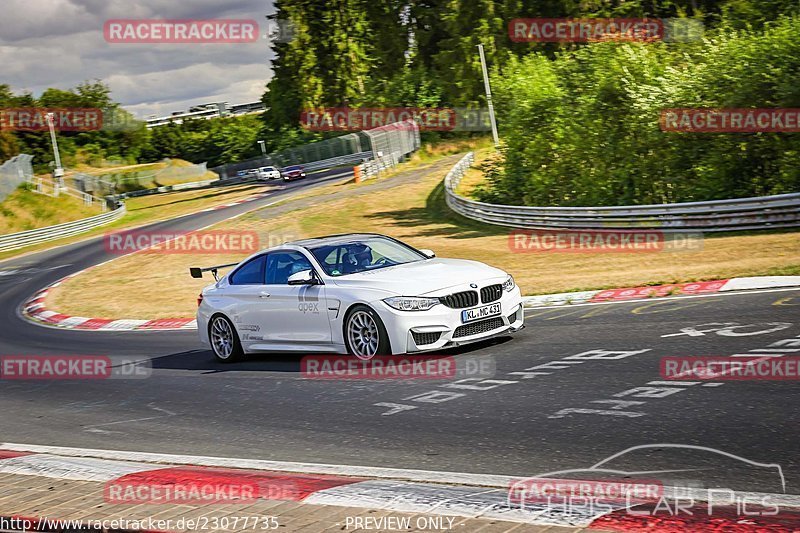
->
left=212, top=133, right=371, bottom=179
left=273, top=133, right=367, bottom=167
left=29, top=174, right=108, bottom=210
left=211, top=121, right=419, bottom=180
left=362, top=120, right=420, bottom=160
left=0, top=154, right=34, bottom=203
left=70, top=172, right=115, bottom=197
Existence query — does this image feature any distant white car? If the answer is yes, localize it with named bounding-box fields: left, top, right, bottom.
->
left=257, top=166, right=280, bottom=180
left=191, top=234, right=523, bottom=362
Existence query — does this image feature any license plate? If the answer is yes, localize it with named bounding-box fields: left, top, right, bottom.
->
left=461, top=303, right=501, bottom=323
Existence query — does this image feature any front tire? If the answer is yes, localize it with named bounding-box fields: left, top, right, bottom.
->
left=209, top=315, right=244, bottom=363
left=344, top=305, right=391, bottom=359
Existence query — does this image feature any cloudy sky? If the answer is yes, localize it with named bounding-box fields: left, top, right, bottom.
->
left=1, top=0, right=275, bottom=118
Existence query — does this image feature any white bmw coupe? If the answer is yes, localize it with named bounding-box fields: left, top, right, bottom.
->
left=191, top=234, right=524, bottom=362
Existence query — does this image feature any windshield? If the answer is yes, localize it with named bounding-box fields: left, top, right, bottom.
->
left=310, top=236, right=426, bottom=276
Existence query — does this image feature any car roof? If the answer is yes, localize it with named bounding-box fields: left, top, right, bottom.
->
left=286, top=233, right=387, bottom=249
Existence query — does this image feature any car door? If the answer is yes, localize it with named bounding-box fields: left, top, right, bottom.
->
left=260, top=250, right=332, bottom=346
left=219, top=254, right=278, bottom=351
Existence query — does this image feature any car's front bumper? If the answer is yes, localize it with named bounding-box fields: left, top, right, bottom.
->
left=373, top=287, right=524, bottom=354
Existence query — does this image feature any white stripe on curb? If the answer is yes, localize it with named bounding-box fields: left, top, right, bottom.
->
left=521, top=290, right=600, bottom=307
left=0, top=454, right=168, bottom=482
left=98, top=319, right=151, bottom=331
left=59, top=316, right=91, bottom=327
left=720, top=276, right=800, bottom=292
left=2, top=443, right=800, bottom=510
left=0, top=443, right=517, bottom=488
left=304, top=480, right=618, bottom=526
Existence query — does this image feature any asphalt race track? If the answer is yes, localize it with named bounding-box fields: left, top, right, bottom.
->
left=1, top=172, right=798, bottom=498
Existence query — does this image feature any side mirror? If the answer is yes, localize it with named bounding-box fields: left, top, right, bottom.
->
left=419, top=249, right=436, bottom=258
left=288, top=269, right=317, bottom=285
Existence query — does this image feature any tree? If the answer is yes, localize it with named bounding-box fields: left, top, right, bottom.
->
left=0, top=131, right=20, bottom=162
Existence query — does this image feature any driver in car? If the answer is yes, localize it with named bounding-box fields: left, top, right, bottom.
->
left=342, top=243, right=374, bottom=273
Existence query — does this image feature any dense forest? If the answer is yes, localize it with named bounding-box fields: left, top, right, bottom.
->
left=2, top=0, right=799, bottom=203
left=482, top=15, right=800, bottom=205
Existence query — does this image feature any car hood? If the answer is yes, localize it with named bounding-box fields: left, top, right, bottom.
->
left=329, top=258, right=507, bottom=296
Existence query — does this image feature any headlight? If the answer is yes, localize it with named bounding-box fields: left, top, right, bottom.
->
left=502, top=274, right=515, bottom=292
left=383, top=296, right=440, bottom=311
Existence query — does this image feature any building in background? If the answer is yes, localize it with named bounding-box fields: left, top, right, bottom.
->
left=145, top=101, right=265, bottom=128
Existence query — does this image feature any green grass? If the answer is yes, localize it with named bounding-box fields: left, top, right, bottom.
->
left=0, top=183, right=101, bottom=234
left=0, top=182, right=271, bottom=262
left=49, top=145, right=800, bottom=320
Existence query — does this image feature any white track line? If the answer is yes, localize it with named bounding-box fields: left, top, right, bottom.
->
left=524, top=285, right=800, bottom=312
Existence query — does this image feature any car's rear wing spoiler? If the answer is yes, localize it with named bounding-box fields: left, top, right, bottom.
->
left=189, top=262, right=239, bottom=281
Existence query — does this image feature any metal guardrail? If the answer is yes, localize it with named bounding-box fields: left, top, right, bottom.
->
left=299, top=152, right=372, bottom=173
left=213, top=120, right=419, bottom=180
left=30, top=176, right=109, bottom=211
left=115, top=153, right=372, bottom=199
left=114, top=178, right=219, bottom=200
left=213, top=152, right=372, bottom=180
left=0, top=204, right=126, bottom=253
left=444, top=152, right=800, bottom=232
left=360, top=152, right=402, bottom=179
